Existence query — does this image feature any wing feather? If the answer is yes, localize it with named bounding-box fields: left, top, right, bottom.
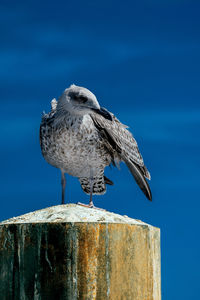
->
left=90, top=110, right=152, bottom=200
left=123, top=157, right=152, bottom=201
left=90, top=111, right=146, bottom=168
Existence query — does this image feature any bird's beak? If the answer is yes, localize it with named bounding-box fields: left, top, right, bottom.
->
left=91, top=107, right=113, bottom=121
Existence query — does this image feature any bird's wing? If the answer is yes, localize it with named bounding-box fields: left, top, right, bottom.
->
left=90, top=110, right=147, bottom=167
left=90, top=109, right=152, bottom=201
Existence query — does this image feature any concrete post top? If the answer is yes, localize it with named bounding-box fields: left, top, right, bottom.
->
left=0, top=204, right=154, bottom=227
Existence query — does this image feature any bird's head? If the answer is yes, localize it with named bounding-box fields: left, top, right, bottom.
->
left=57, top=84, right=112, bottom=121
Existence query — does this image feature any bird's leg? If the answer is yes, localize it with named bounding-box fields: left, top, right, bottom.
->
left=77, top=176, right=97, bottom=208
left=61, top=169, right=66, bottom=204
left=77, top=173, right=94, bottom=208
left=77, top=172, right=105, bottom=210
left=89, top=176, right=94, bottom=208
left=77, top=168, right=105, bottom=210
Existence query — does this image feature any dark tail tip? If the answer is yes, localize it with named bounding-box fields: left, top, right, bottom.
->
left=123, top=158, right=152, bottom=202
left=104, top=175, right=114, bottom=185
left=146, top=189, right=152, bottom=201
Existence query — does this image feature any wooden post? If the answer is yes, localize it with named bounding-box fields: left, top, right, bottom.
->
left=0, top=204, right=161, bottom=300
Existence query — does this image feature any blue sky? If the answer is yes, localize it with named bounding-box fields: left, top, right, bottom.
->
left=1, top=1, right=200, bottom=299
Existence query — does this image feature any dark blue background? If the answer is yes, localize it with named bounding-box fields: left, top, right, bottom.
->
left=1, top=1, right=200, bottom=299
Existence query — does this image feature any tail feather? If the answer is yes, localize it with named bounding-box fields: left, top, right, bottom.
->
left=104, top=176, right=114, bottom=185
left=139, top=165, right=151, bottom=180
left=123, top=158, right=152, bottom=201
left=79, top=177, right=106, bottom=195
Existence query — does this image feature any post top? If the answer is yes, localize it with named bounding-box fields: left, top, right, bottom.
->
left=0, top=204, right=152, bottom=226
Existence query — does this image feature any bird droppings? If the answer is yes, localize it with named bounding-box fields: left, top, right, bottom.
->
left=0, top=204, right=150, bottom=226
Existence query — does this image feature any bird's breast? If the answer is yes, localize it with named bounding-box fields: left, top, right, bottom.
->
left=40, top=115, right=111, bottom=177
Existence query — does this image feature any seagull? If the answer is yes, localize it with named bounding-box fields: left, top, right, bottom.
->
left=40, top=84, right=152, bottom=207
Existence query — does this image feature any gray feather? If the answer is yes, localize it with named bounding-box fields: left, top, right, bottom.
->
left=104, top=175, right=114, bottom=185
left=123, top=157, right=152, bottom=201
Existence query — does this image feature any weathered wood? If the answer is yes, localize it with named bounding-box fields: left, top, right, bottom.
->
left=0, top=204, right=161, bottom=300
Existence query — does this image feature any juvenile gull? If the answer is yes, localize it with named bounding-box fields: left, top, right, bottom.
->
left=40, top=84, right=152, bottom=207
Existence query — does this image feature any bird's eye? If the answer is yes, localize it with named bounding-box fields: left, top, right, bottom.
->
left=79, top=95, right=88, bottom=103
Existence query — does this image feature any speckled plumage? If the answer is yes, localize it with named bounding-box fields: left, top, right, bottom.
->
left=40, top=84, right=152, bottom=205
left=40, top=109, right=111, bottom=194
